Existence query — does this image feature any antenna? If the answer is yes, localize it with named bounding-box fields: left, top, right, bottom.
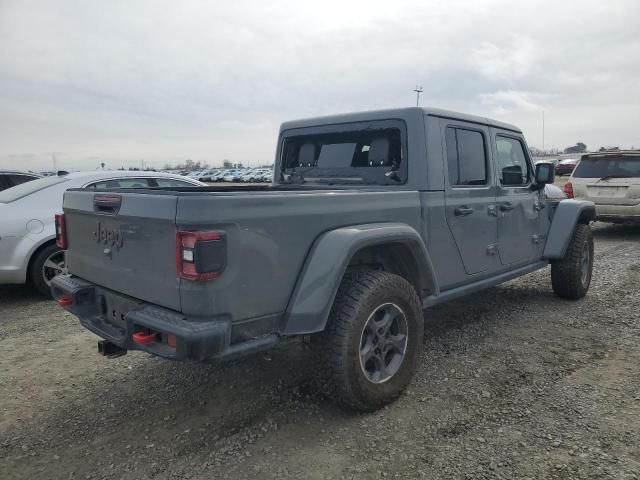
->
left=413, top=86, right=423, bottom=107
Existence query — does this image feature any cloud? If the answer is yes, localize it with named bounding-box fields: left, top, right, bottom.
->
left=0, top=0, right=639, bottom=170
left=478, top=90, right=558, bottom=113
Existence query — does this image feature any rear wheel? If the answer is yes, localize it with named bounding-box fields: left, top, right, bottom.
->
left=313, top=270, right=423, bottom=411
left=551, top=224, right=593, bottom=300
left=30, top=243, right=66, bottom=297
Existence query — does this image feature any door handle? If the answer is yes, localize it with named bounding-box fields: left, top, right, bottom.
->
left=499, top=202, right=514, bottom=212
left=454, top=206, right=474, bottom=216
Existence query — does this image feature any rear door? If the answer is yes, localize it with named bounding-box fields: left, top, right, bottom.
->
left=63, top=190, right=181, bottom=310
left=492, top=130, right=544, bottom=265
left=442, top=120, right=499, bottom=275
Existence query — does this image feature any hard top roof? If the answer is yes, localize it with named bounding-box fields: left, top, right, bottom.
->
left=280, top=107, right=521, bottom=133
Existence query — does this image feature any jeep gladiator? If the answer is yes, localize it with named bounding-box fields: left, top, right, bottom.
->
left=52, top=107, right=595, bottom=411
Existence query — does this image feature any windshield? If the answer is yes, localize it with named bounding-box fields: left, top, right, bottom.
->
left=573, top=156, right=640, bottom=178
left=0, top=175, right=69, bottom=203
left=280, top=120, right=406, bottom=185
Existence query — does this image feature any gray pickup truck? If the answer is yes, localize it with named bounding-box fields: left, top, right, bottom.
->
left=52, top=107, right=595, bottom=411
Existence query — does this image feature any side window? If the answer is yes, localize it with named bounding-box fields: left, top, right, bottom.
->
left=495, top=136, right=530, bottom=186
left=445, top=127, right=488, bottom=186
left=153, top=178, right=197, bottom=187
left=85, top=178, right=152, bottom=189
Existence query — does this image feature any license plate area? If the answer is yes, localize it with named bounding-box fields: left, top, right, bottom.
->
left=588, top=186, right=627, bottom=197
left=98, top=292, right=144, bottom=333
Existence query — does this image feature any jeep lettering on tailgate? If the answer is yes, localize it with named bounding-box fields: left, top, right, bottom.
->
left=93, top=222, right=123, bottom=250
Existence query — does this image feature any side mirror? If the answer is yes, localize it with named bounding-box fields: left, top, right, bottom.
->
left=534, top=162, right=555, bottom=188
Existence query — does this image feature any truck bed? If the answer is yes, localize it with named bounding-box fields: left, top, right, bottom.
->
left=62, top=185, right=424, bottom=324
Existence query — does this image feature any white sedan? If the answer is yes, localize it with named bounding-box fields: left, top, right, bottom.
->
left=0, top=170, right=203, bottom=295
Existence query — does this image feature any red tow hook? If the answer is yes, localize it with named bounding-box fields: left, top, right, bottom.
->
left=132, top=331, right=158, bottom=345
left=57, top=296, right=73, bottom=307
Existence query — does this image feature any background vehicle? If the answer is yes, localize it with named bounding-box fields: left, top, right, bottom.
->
left=240, top=168, right=269, bottom=182
left=0, top=170, right=42, bottom=191
left=185, top=170, right=207, bottom=180
left=197, top=169, right=220, bottom=182
left=0, top=171, right=204, bottom=295
left=564, top=150, right=640, bottom=222
left=223, top=170, right=244, bottom=182
left=239, top=169, right=258, bottom=182
left=52, top=107, right=594, bottom=411
left=257, top=169, right=274, bottom=182
left=555, top=158, right=578, bottom=175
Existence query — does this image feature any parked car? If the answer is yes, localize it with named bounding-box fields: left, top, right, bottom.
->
left=196, top=169, right=220, bottom=182
left=185, top=170, right=206, bottom=179
left=555, top=158, right=578, bottom=176
left=240, top=169, right=269, bottom=182
left=213, top=170, right=230, bottom=181
left=563, top=150, right=640, bottom=223
left=0, top=170, right=204, bottom=296
left=52, top=107, right=594, bottom=412
left=239, top=170, right=256, bottom=182
left=0, top=170, right=42, bottom=191
left=223, top=170, right=244, bottom=182
left=258, top=169, right=274, bottom=183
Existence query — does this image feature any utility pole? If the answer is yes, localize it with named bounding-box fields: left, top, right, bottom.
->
left=542, top=110, right=545, bottom=153
left=413, top=86, right=423, bottom=107
left=52, top=154, right=57, bottom=171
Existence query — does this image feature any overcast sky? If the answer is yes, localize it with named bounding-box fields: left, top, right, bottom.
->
left=1, top=0, right=639, bottom=171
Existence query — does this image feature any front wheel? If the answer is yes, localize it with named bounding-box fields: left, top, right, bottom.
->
left=313, top=270, right=424, bottom=411
left=551, top=223, right=593, bottom=299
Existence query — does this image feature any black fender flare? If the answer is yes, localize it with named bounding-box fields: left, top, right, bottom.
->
left=281, top=223, right=438, bottom=335
left=543, top=199, right=595, bottom=260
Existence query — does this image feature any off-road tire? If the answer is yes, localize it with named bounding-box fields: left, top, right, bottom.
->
left=551, top=223, right=593, bottom=300
left=30, top=243, right=64, bottom=297
left=313, top=270, right=423, bottom=411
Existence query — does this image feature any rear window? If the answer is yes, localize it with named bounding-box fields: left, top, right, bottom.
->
left=153, top=177, right=198, bottom=187
left=280, top=120, right=406, bottom=185
left=0, top=175, right=68, bottom=203
left=86, top=178, right=152, bottom=189
left=8, top=174, right=39, bottom=186
left=573, top=156, right=640, bottom=178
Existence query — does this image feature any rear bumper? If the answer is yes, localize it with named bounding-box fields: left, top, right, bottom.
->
left=595, top=204, right=640, bottom=222
left=51, top=275, right=278, bottom=361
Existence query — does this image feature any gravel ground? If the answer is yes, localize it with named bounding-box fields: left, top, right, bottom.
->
left=1, top=222, right=639, bottom=480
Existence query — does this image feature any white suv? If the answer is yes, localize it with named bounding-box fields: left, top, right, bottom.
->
left=564, top=151, right=640, bottom=223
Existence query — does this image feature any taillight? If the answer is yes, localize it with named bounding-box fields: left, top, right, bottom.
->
left=563, top=181, right=574, bottom=199
left=176, top=230, right=226, bottom=281
left=55, top=214, right=67, bottom=248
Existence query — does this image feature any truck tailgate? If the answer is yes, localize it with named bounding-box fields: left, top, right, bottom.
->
left=63, top=190, right=181, bottom=311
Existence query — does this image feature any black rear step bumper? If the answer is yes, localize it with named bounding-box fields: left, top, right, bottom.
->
left=50, top=275, right=278, bottom=361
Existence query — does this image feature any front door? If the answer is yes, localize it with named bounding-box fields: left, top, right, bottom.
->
left=443, top=121, right=499, bottom=275
left=492, top=130, right=544, bottom=265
